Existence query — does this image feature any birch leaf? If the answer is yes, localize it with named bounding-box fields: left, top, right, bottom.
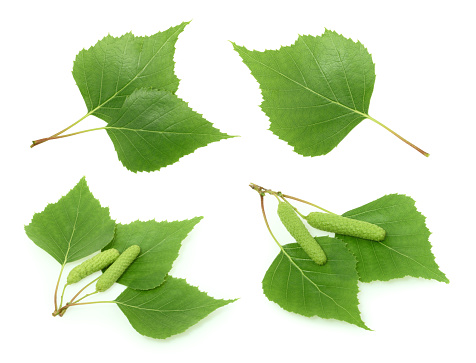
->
left=105, top=88, right=233, bottom=172
left=262, top=237, right=368, bottom=330
left=103, top=217, right=203, bottom=290
left=336, top=194, right=449, bottom=283
left=24, top=177, right=115, bottom=264
left=31, top=22, right=234, bottom=172
left=73, top=22, right=188, bottom=122
left=233, top=30, right=428, bottom=156
left=115, top=276, right=236, bottom=339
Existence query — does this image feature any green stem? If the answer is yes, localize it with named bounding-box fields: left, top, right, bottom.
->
left=59, top=283, right=68, bottom=309
left=55, top=292, right=102, bottom=317
left=281, top=194, right=335, bottom=215
left=30, top=112, right=93, bottom=147
left=54, top=264, right=67, bottom=312
left=367, top=115, right=429, bottom=157
left=58, top=277, right=100, bottom=317
left=65, top=300, right=115, bottom=308
left=52, top=113, right=91, bottom=137
left=53, top=299, right=114, bottom=316
left=31, top=127, right=106, bottom=147
left=71, top=277, right=99, bottom=303
left=250, top=183, right=335, bottom=214
left=259, top=194, right=316, bottom=272
left=260, top=194, right=284, bottom=250
left=72, top=291, right=99, bottom=305
left=281, top=196, right=306, bottom=218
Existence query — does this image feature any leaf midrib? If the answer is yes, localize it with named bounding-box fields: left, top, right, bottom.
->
left=115, top=301, right=221, bottom=313
left=380, top=242, right=446, bottom=280
left=84, top=24, right=185, bottom=120
left=238, top=48, right=370, bottom=120
left=137, top=219, right=199, bottom=258
left=61, top=182, right=83, bottom=265
left=343, top=197, right=447, bottom=281
left=105, top=126, right=221, bottom=136
left=277, top=244, right=363, bottom=325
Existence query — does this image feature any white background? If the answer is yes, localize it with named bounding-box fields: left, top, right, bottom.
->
left=1, top=0, right=474, bottom=361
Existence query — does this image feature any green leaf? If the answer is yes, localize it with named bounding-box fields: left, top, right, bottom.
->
left=263, top=237, right=369, bottom=330
left=105, top=88, right=233, bottom=172
left=73, top=22, right=188, bottom=122
left=32, top=23, right=235, bottom=170
left=24, top=177, right=116, bottom=265
left=337, top=194, right=449, bottom=283
left=233, top=30, right=374, bottom=156
left=115, top=276, right=235, bottom=339
left=234, top=30, right=426, bottom=156
left=103, top=217, right=203, bottom=290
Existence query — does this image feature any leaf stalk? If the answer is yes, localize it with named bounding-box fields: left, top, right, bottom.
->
left=249, top=183, right=334, bottom=214
left=56, top=277, right=101, bottom=317
left=367, top=115, right=429, bottom=157
left=31, top=127, right=106, bottom=147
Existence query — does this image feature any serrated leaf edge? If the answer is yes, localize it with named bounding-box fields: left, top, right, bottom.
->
left=115, top=275, right=237, bottom=339
left=24, top=176, right=116, bottom=264
left=106, top=88, right=236, bottom=173
left=342, top=193, right=449, bottom=284
left=264, top=238, right=371, bottom=330
left=72, top=20, right=191, bottom=98
left=232, top=29, right=375, bottom=157
left=104, top=216, right=204, bottom=290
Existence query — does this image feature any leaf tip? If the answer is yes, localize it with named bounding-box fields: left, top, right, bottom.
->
left=192, top=216, right=204, bottom=224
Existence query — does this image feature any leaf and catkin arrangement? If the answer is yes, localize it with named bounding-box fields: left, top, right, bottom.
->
left=233, top=30, right=429, bottom=157
left=31, top=22, right=234, bottom=173
left=250, top=183, right=448, bottom=330
left=24, top=177, right=236, bottom=339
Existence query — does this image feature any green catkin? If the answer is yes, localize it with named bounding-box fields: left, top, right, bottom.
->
left=277, top=201, right=327, bottom=265
left=305, top=212, right=386, bottom=242
left=96, top=245, right=141, bottom=292
left=66, top=249, right=120, bottom=285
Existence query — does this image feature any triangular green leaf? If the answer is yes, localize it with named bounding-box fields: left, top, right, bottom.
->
left=233, top=30, right=375, bottom=156
left=105, top=88, right=233, bottom=172
left=73, top=22, right=188, bottom=122
left=103, top=217, right=203, bottom=290
left=115, top=276, right=236, bottom=339
left=33, top=22, right=236, bottom=169
left=263, top=237, right=369, bottom=330
left=24, top=177, right=116, bottom=265
left=337, top=194, right=449, bottom=283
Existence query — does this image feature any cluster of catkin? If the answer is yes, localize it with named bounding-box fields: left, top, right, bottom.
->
left=277, top=200, right=386, bottom=265
left=67, top=245, right=141, bottom=291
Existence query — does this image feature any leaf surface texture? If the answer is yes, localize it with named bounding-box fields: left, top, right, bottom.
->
left=34, top=22, right=234, bottom=172
left=24, top=177, right=115, bottom=264
left=105, top=88, right=232, bottom=172
left=263, top=237, right=368, bottom=329
left=233, top=30, right=375, bottom=156
left=337, top=194, right=449, bottom=283
left=103, top=217, right=203, bottom=290
left=115, top=276, right=235, bottom=339
left=73, top=22, right=187, bottom=122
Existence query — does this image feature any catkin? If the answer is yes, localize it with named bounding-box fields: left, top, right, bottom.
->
left=277, top=201, right=327, bottom=265
left=67, top=249, right=120, bottom=285
left=96, top=245, right=141, bottom=292
left=305, top=212, right=386, bottom=242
